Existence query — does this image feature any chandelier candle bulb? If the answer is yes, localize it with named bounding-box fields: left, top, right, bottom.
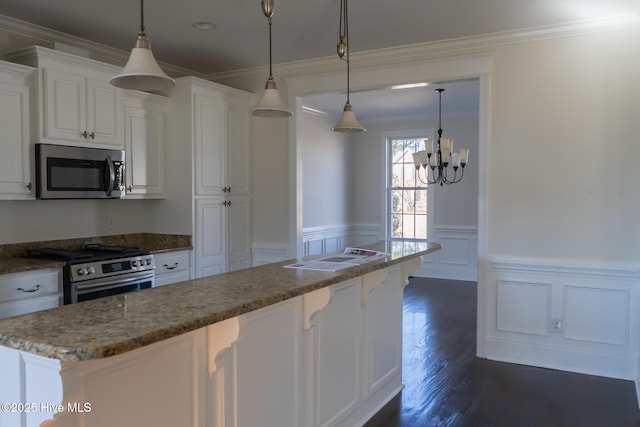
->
left=430, top=153, right=438, bottom=168
left=459, top=148, right=469, bottom=165
left=425, top=138, right=434, bottom=155
left=451, top=152, right=460, bottom=168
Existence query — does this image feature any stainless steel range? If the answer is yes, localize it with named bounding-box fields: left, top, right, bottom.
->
left=29, top=244, right=155, bottom=304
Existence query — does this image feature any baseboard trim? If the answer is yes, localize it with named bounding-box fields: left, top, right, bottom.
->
left=484, top=336, right=637, bottom=381
left=363, top=391, right=402, bottom=427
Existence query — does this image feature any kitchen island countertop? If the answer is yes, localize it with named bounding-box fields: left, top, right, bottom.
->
left=0, top=241, right=440, bottom=361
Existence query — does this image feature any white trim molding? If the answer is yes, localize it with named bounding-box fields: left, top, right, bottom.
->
left=301, top=223, right=382, bottom=257
left=251, top=242, right=290, bottom=266
left=416, top=225, right=478, bottom=281
left=481, top=256, right=640, bottom=382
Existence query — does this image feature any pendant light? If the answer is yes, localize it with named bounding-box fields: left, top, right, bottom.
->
left=251, top=0, right=293, bottom=117
left=110, top=0, right=175, bottom=92
left=332, top=0, right=365, bottom=132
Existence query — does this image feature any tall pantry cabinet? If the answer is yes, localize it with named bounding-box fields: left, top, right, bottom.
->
left=165, top=77, right=252, bottom=278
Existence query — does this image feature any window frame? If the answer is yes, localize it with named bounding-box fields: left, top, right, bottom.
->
left=385, top=129, right=435, bottom=242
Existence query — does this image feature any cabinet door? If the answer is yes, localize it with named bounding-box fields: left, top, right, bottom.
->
left=0, top=82, right=33, bottom=199
left=228, top=196, right=251, bottom=271
left=43, top=68, right=86, bottom=142
left=226, top=97, right=251, bottom=195
left=86, top=77, right=122, bottom=147
left=195, top=198, right=227, bottom=278
left=194, top=94, right=226, bottom=196
left=124, top=99, right=165, bottom=198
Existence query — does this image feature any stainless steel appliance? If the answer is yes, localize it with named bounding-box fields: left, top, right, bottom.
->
left=29, top=244, right=155, bottom=304
left=35, top=143, right=126, bottom=199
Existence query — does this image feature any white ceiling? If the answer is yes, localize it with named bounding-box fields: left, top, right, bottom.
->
left=0, top=0, right=637, bottom=121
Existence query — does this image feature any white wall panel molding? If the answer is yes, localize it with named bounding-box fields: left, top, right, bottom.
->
left=489, top=256, right=640, bottom=280
left=417, top=225, right=478, bottom=281
left=563, top=286, right=630, bottom=346
left=251, top=242, right=290, bottom=266
left=350, top=223, right=383, bottom=248
left=496, top=280, right=552, bottom=336
left=482, top=256, right=640, bottom=382
left=302, top=224, right=352, bottom=256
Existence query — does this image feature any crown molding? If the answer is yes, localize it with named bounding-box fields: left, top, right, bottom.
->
left=0, top=14, right=204, bottom=79
left=1, top=12, right=638, bottom=83
left=207, top=12, right=640, bottom=82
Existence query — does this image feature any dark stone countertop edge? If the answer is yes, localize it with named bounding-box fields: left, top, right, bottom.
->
left=0, top=242, right=441, bottom=361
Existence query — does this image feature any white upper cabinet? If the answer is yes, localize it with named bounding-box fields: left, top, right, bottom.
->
left=5, top=46, right=124, bottom=149
left=0, top=61, right=35, bottom=200
left=123, top=92, right=167, bottom=198
left=194, top=93, right=226, bottom=196
left=190, top=80, right=252, bottom=197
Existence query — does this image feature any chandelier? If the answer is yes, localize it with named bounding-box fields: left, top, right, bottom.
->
left=412, top=88, right=469, bottom=186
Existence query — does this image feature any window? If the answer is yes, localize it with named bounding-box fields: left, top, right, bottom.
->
left=387, top=134, right=432, bottom=241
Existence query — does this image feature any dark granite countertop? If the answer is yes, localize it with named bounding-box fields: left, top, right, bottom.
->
left=0, top=233, right=192, bottom=274
left=0, top=241, right=440, bottom=361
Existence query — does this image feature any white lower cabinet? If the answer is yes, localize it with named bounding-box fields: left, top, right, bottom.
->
left=153, top=250, right=191, bottom=287
left=0, top=269, right=61, bottom=320
left=195, top=197, right=251, bottom=278
left=2, top=261, right=418, bottom=427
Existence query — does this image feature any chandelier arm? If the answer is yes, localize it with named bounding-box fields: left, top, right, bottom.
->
left=416, top=167, right=433, bottom=185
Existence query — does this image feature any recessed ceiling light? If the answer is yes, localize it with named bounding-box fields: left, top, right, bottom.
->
left=391, top=82, right=429, bottom=90
left=193, top=21, right=216, bottom=30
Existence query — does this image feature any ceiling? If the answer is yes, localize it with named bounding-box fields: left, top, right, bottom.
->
left=0, top=0, right=637, bottom=121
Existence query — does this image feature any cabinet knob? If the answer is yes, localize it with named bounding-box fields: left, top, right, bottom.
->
left=164, top=263, right=179, bottom=270
left=127, top=185, right=133, bottom=192
left=89, top=131, right=95, bottom=139
left=222, top=186, right=231, bottom=193
left=26, top=182, right=32, bottom=191
left=223, top=200, right=231, bottom=207
left=81, top=130, right=88, bottom=138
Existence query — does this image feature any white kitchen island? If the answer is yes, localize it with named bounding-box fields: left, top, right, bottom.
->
left=0, top=241, right=440, bottom=427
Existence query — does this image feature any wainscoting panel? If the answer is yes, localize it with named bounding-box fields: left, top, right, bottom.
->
left=416, top=226, right=478, bottom=281
left=251, top=243, right=290, bottom=266
left=302, top=224, right=357, bottom=257
left=496, top=280, right=551, bottom=336
left=483, top=256, right=640, bottom=381
left=563, top=286, right=630, bottom=346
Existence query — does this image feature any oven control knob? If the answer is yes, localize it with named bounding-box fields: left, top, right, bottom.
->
left=132, top=260, right=140, bottom=267
left=145, top=259, right=152, bottom=266
left=77, top=268, right=87, bottom=276
left=87, top=267, right=96, bottom=275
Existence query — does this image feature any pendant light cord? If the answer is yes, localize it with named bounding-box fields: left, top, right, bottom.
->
left=139, top=0, right=146, bottom=36
left=338, top=0, right=351, bottom=103
left=268, top=15, right=273, bottom=79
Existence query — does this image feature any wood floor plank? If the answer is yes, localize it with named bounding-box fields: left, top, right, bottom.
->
left=376, top=277, right=640, bottom=427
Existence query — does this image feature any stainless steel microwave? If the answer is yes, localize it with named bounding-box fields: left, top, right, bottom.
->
left=35, top=143, right=125, bottom=199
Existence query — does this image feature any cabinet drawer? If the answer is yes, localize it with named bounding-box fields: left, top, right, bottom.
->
left=154, top=251, right=190, bottom=285
left=0, top=269, right=60, bottom=303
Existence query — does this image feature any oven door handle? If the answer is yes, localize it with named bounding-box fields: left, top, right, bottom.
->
left=74, top=272, right=154, bottom=292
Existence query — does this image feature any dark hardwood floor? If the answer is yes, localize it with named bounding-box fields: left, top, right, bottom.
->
left=377, top=277, right=640, bottom=427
